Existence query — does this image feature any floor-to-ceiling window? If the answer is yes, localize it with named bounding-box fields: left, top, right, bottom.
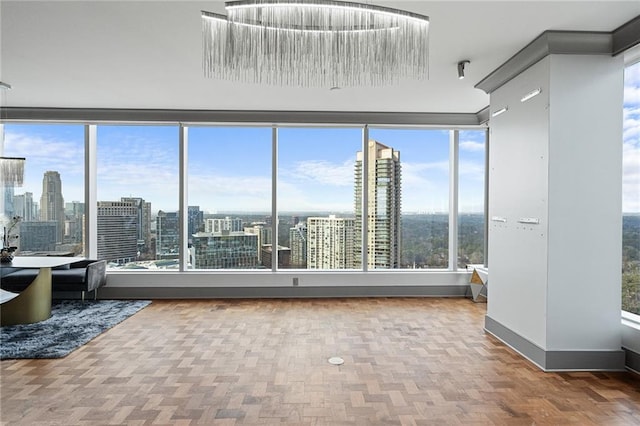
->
left=187, top=126, right=272, bottom=270
left=367, top=128, right=450, bottom=269
left=96, top=125, right=179, bottom=269
left=458, top=129, right=486, bottom=268
left=2, top=120, right=488, bottom=280
left=623, top=60, right=640, bottom=315
left=277, top=127, right=362, bottom=270
left=1, top=124, right=85, bottom=256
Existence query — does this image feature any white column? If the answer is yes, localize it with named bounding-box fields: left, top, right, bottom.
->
left=485, top=53, right=624, bottom=371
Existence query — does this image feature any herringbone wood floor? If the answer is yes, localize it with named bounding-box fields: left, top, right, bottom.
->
left=1, top=298, right=639, bottom=425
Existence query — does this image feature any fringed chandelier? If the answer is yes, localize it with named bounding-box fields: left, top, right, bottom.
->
left=0, top=157, right=25, bottom=187
left=202, top=0, right=429, bottom=87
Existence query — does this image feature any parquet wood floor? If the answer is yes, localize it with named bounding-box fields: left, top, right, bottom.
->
left=1, top=298, right=639, bottom=425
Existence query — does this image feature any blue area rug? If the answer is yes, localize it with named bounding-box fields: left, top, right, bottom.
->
left=0, top=300, right=151, bottom=359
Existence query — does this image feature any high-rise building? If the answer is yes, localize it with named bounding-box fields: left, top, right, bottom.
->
left=260, top=244, right=291, bottom=269
left=19, top=221, right=57, bottom=252
left=64, top=201, right=84, bottom=244
left=307, top=215, right=355, bottom=269
left=2, top=186, right=15, bottom=220
left=40, top=171, right=65, bottom=243
left=191, top=231, right=259, bottom=269
left=97, top=201, right=138, bottom=264
left=354, top=140, right=402, bottom=269
left=121, top=197, right=152, bottom=256
left=187, top=206, right=204, bottom=242
left=13, top=192, right=35, bottom=221
left=205, top=216, right=243, bottom=233
left=289, top=221, right=307, bottom=268
left=156, top=210, right=180, bottom=260
left=244, top=221, right=272, bottom=262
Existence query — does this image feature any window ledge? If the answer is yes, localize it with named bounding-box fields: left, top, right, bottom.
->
left=622, top=310, right=640, bottom=330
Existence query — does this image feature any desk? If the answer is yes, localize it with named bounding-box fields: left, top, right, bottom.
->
left=0, top=257, right=79, bottom=326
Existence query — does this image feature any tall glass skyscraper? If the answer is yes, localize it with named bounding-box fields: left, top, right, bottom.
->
left=354, top=140, right=402, bottom=269
left=156, top=210, right=180, bottom=260
left=40, top=171, right=65, bottom=243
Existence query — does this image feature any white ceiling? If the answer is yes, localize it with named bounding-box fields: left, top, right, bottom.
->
left=1, top=1, right=639, bottom=114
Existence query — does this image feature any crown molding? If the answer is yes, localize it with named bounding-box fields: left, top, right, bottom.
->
left=475, top=30, right=613, bottom=94
left=613, top=14, right=640, bottom=56
left=0, top=107, right=484, bottom=127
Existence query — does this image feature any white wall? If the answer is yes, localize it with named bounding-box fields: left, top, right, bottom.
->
left=488, top=57, right=550, bottom=347
left=546, top=54, right=623, bottom=350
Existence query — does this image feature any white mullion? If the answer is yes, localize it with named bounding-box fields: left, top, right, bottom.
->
left=449, top=130, right=459, bottom=270
left=484, top=127, right=490, bottom=268
left=271, top=126, right=278, bottom=271
left=362, top=125, right=369, bottom=271
left=179, top=124, right=188, bottom=271
left=85, top=125, right=97, bottom=259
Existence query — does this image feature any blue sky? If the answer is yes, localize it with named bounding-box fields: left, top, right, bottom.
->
left=3, top=62, right=639, bottom=214
left=3, top=124, right=486, bottom=214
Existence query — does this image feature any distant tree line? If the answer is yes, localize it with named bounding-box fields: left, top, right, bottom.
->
left=622, top=215, right=640, bottom=314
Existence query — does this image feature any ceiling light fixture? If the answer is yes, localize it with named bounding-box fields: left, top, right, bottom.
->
left=202, top=0, right=430, bottom=87
left=521, top=88, right=542, bottom=102
left=457, top=60, right=470, bottom=79
left=491, top=107, right=508, bottom=117
left=0, top=157, right=26, bottom=187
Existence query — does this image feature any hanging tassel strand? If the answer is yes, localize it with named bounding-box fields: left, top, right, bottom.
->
left=202, top=0, right=429, bottom=87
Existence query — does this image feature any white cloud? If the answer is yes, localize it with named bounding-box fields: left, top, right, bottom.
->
left=459, top=140, right=485, bottom=152
left=624, top=84, right=640, bottom=106
left=4, top=130, right=84, bottom=175
left=278, top=180, right=353, bottom=212
left=287, top=159, right=354, bottom=187
left=459, top=160, right=485, bottom=182
left=624, top=106, right=640, bottom=144
left=623, top=141, right=640, bottom=213
left=189, top=175, right=272, bottom=213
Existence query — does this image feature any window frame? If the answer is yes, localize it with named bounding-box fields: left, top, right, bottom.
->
left=2, top=113, right=488, bottom=281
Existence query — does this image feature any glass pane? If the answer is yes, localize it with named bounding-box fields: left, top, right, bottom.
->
left=97, top=125, right=179, bottom=269
left=278, top=127, right=362, bottom=270
left=623, top=61, right=640, bottom=315
left=368, top=128, right=449, bottom=269
left=458, top=130, right=486, bottom=269
left=188, top=127, right=272, bottom=270
left=2, top=124, right=85, bottom=257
